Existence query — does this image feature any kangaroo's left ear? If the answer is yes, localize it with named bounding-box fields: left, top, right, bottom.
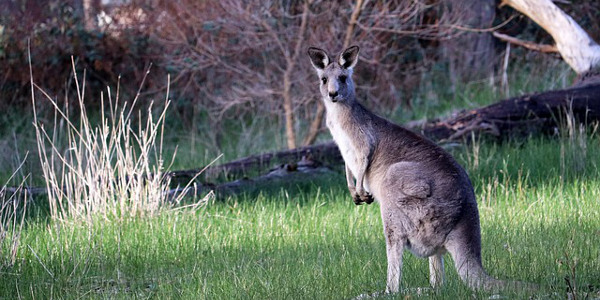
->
left=339, top=46, right=359, bottom=69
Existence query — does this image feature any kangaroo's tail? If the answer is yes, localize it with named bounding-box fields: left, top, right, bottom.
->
left=445, top=214, right=537, bottom=292
left=452, top=256, right=537, bottom=292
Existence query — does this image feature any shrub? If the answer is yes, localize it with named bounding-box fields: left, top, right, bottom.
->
left=31, top=60, right=206, bottom=223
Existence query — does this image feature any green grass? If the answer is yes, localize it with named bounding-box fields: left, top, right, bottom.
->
left=1, top=135, right=599, bottom=299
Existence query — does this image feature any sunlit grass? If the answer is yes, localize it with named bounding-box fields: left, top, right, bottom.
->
left=28, top=59, right=210, bottom=223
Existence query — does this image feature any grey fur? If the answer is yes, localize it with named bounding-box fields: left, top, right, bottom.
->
left=308, top=46, right=532, bottom=293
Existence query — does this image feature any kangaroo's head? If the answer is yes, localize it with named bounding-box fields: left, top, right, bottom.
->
left=308, top=46, right=360, bottom=105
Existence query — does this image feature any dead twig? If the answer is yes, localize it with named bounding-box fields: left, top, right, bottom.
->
left=493, top=32, right=559, bottom=53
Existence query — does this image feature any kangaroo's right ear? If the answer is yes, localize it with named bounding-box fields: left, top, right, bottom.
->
left=308, top=47, right=330, bottom=71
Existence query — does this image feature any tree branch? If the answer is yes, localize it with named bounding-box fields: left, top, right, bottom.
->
left=501, top=0, right=600, bottom=74
left=282, top=0, right=310, bottom=149
left=343, top=0, right=364, bottom=48
left=492, top=32, right=558, bottom=53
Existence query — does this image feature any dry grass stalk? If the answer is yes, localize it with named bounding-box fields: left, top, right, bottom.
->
left=30, top=58, right=208, bottom=223
left=0, top=155, right=29, bottom=269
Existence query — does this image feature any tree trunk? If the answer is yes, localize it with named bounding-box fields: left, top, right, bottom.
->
left=444, top=0, right=496, bottom=85
left=282, top=0, right=310, bottom=149
left=501, top=0, right=600, bottom=75
left=302, top=100, right=325, bottom=146
left=282, top=73, right=297, bottom=149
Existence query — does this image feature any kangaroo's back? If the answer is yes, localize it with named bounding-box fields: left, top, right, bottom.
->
left=356, top=109, right=475, bottom=203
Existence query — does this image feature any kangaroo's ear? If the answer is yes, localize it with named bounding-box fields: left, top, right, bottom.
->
left=339, top=45, right=359, bottom=69
left=308, top=47, right=330, bottom=71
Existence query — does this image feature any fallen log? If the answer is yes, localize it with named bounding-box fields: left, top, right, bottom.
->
left=169, top=156, right=338, bottom=199
left=420, top=82, right=600, bottom=141
left=167, top=141, right=342, bottom=184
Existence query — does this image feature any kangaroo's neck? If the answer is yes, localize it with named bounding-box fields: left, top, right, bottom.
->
left=324, top=97, right=375, bottom=141
left=325, top=97, right=354, bottom=123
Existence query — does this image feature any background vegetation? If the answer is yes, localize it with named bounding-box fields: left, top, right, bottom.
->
left=2, top=0, right=598, bottom=177
left=1, top=0, right=599, bottom=299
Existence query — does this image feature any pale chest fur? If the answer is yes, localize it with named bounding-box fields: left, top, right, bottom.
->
left=326, top=115, right=362, bottom=180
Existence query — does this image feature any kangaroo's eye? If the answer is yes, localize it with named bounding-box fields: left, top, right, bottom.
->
left=321, top=77, right=327, bottom=84
left=339, top=75, right=347, bottom=83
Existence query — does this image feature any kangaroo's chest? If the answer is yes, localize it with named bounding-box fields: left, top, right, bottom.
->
left=326, top=118, right=362, bottom=177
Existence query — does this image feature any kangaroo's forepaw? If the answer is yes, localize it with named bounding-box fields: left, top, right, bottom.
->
left=353, top=191, right=373, bottom=205
left=360, top=192, right=374, bottom=204
left=352, top=193, right=364, bottom=205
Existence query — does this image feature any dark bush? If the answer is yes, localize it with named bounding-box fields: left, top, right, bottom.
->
left=0, top=0, right=162, bottom=111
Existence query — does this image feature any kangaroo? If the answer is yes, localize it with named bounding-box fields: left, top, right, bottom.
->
left=308, top=46, right=531, bottom=294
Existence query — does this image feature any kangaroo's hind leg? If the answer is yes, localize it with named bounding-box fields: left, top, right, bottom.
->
left=429, top=252, right=445, bottom=288
left=384, top=234, right=405, bottom=293
left=382, top=214, right=407, bottom=294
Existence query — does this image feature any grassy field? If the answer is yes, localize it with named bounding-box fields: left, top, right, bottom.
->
left=1, top=134, right=599, bottom=299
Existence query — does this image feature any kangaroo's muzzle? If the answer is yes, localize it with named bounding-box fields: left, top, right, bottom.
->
left=329, top=91, right=339, bottom=102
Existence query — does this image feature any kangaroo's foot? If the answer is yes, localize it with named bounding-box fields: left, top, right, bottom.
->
left=351, top=291, right=385, bottom=300
left=349, top=187, right=363, bottom=205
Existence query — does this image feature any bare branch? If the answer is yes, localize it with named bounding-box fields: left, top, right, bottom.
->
left=449, top=15, right=517, bottom=33
left=493, top=32, right=559, bottom=53
left=343, top=0, right=365, bottom=48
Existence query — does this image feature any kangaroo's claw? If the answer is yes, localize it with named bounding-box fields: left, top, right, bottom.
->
left=353, top=193, right=364, bottom=205
left=361, top=193, right=374, bottom=204
left=352, top=190, right=374, bottom=205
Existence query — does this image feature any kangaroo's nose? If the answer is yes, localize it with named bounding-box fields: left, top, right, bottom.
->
left=329, top=91, right=338, bottom=99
